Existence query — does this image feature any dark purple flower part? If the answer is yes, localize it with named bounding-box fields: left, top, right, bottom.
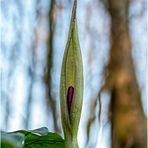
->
left=67, top=86, right=74, bottom=112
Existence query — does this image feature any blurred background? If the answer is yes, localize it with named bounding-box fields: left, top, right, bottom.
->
left=0, top=0, right=147, bottom=147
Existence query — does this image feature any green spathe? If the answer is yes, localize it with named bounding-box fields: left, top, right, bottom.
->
left=60, top=0, right=83, bottom=148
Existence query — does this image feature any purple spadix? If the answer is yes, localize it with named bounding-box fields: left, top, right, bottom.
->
left=67, top=86, right=74, bottom=112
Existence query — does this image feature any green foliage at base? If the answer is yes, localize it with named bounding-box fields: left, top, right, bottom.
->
left=1, top=127, right=65, bottom=148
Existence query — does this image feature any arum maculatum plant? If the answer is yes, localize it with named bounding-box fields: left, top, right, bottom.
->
left=0, top=0, right=83, bottom=148
left=60, top=0, right=83, bottom=147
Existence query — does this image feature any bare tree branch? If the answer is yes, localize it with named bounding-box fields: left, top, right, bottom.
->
left=44, top=0, right=59, bottom=132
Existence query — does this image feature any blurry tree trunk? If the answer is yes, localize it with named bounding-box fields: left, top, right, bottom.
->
left=4, top=94, right=10, bottom=130
left=44, top=0, right=59, bottom=132
left=21, top=53, right=34, bottom=129
left=24, top=1, right=39, bottom=129
left=25, top=30, right=37, bottom=129
left=104, top=0, right=147, bottom=147
left=25, top=66, right=34, bottom=129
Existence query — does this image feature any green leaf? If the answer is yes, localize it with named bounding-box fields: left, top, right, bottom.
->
left=24, top=132, right=65, bottom=148
left=60, top=0, right=83, bottom=147
left=10, top=127, right=49, bottom=136
left=1, top=131, right=24, bottom=148
left=1, top=127, right=65, bottom=148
